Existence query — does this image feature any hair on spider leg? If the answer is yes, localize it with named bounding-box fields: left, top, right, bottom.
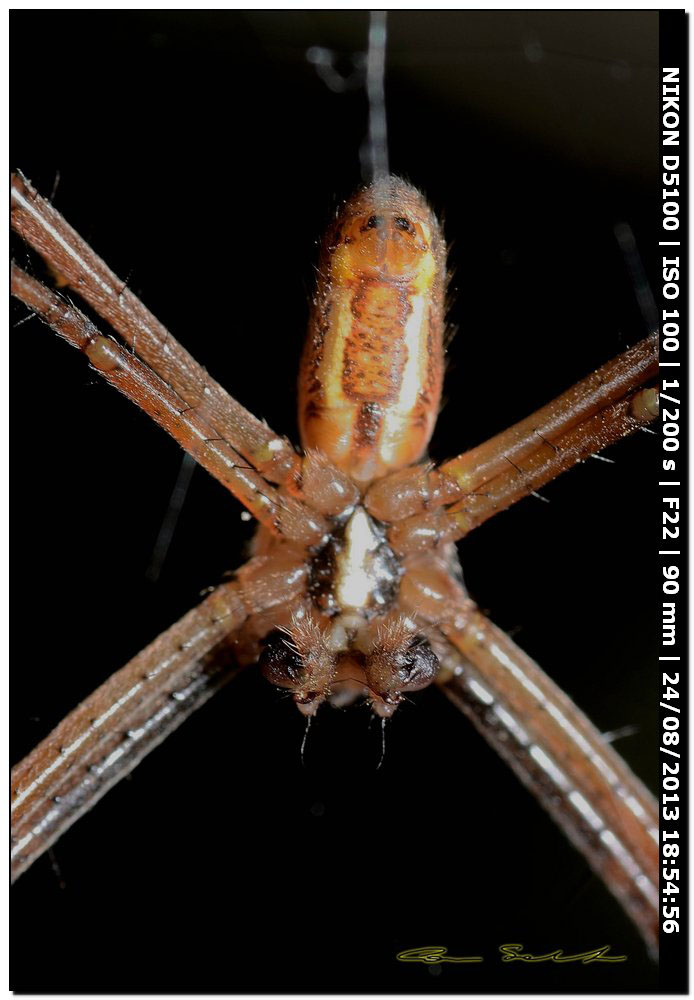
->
left=12, top=310, right=36, bottom=329
left=46, top=846, right=66, bottom=890
left=503, top=455, right=551, bottom=504
left=534, top=431, right=560, bottom=453
left=115, top=267, right=135, bottom=301
left=48, top=169, right=61, bottom=204
left=602, top=724, right=640, bottom=744
left=388, top=692, right=417, bottom=712
left=502, top=622, right=526, bottom=641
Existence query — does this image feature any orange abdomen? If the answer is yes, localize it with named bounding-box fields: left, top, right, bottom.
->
left=298, top=176, right=446, bottom=487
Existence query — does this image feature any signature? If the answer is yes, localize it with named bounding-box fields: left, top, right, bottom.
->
left=499, top=943, right=626, bottom=964
left=397, top=943, right=626, bottom=965
left=397, top=947, right=483, bottom=964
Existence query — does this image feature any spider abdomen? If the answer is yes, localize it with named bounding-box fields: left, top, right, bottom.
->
left=298, top=175, right=446, bottom=486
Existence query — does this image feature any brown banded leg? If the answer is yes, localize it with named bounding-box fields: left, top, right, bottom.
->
left=438, top=619, right=658, bottom=956
left=10, top=173, right=358, bottom=514
left=398, top=555, right=658, bottom=955
left=387, top=385, right=659, bottom=555
left=365, top=332, right=658, bottom=523
left=11, top=264, right=328, bottom=545
left=11, top=553, right=309, bottom=881
left=11, top=642, right=242, bottom=884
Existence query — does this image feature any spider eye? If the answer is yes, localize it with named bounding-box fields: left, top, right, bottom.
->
left=363, top=214, right=383, bottom=231
left=397, top=638, right=438, bottom=688
left=394, top=216, right=415, bottom=234
left=258, top=630, right=304, bottom=688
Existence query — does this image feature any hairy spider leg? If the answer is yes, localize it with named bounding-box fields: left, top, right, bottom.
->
left=11, top=265, right=328, bottom=544
left=396, top=551, right=658, bottom=955
left=10, top=552, right=310, bottom=881
left=11, top=173, right=358, bottom=515
left=386, top=383, right=659, bottom=555
left=442, top=386, right=658, bottom=533
left=365, top=332, right=658, bottom=522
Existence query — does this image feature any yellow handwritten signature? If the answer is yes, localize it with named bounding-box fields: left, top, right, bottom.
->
left=397, top=947, right=483, bottom=964
left=397, top=944, right=626, bottom=965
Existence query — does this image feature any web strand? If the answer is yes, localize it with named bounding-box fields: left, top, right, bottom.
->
left=364, top=10, right=389, bottom=182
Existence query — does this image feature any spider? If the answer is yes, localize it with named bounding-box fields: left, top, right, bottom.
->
left=11, top=11, right=661, bottom=991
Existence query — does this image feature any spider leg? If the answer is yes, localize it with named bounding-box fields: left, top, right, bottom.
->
left=10, top=172, right=299, bottom=483
left=438, top=619, right=658, bottom=957
left=11, top=264, right=327, bottom=545
left=365, top=333, right=658, bottom=523
left=386, top=384, right=658, bottom=554
left=10, top=172, right=358, bottom=514
left=11, top=552, right=310, bottom=881
left=399, top=555, right=658, bottom=955
left=438, top=333, right=658, bottom=495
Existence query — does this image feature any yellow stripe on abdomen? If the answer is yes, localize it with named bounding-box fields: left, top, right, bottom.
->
left=299, top=176, right=446, bottom=486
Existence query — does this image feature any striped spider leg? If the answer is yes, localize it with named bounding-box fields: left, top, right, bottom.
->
left=10, top=172, right=358, bottom=877
left=12, top=171, right=658, bottom=963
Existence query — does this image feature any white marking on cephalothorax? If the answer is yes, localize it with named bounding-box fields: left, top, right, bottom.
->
left=335, top=507, right=382, bottom=610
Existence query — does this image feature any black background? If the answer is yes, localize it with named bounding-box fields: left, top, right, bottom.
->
left=12, top=11, right=662, bottom=992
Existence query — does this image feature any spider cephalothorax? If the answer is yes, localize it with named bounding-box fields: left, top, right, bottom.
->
left=256, top=504, right=442, bottom=718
